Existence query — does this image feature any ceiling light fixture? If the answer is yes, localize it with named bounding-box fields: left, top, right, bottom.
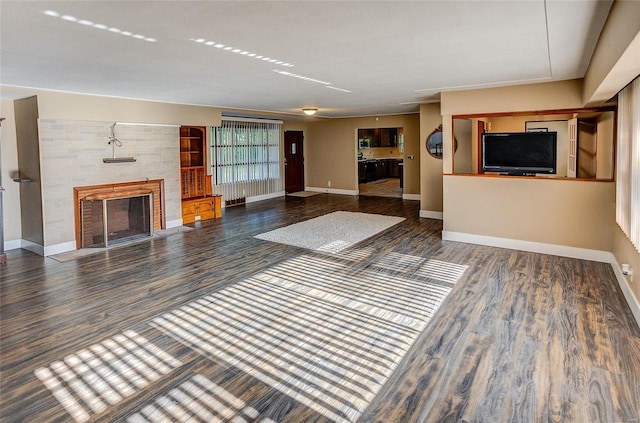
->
left=190, top=37, right=294, bottom=67
left=326, top=86, right=352, bottom=93
left=272, top=69, right=331, bottom=85
left=43, top=10, right=157, bottom=42
left=303, top=108, right=318, bottom=116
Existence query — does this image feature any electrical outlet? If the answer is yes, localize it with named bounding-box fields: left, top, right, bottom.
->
left=622, top=264, right=633, bottom=281
left=328, top=181, right=332, bottom=188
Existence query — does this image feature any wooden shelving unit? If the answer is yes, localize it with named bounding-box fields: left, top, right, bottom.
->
left=179, top=126, right=206, bottom=199
left=179, top=126, right=222, bottom=222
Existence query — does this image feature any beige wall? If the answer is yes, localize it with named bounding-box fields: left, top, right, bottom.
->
left=441, top=79, right=584, bottom=117
left=452, top=119, right=472, bottom=174
left=444, top=176, right=615, bottom=251
left=305, top=114, right=420, bottom=194
left=14, top=96, right=44, bottom=246
left=419, top=104, right=443, bottom=214
left=1, top=99, right=21, bottom=244
left=1, top=86, right=223, bottom=126
left=439, top=80, right=616, bottom=252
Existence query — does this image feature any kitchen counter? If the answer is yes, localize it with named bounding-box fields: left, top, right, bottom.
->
left=358, top=157, right=403, bottom=162
left=358, top=157, right=403, bottom=183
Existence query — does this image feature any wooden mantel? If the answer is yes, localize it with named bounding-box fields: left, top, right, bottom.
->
left=73, top=180, right=165, bottom=249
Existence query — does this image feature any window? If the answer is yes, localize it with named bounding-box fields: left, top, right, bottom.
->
left=616, top=76, right=640, bottom=252
left=212, top=117, right=282, bottom=202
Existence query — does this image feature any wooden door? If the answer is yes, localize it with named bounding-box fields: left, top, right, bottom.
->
left=284, top=131, right=304, bottom=193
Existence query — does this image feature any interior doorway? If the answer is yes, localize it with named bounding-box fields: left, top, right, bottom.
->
left=284, top=131, right=304, bottom=193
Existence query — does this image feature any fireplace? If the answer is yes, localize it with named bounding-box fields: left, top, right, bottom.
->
left=74, top=180, right=165, bottom=249
left=81, top=192, right=153, bottom=248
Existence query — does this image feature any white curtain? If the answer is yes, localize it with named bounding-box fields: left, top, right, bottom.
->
left=616, top=76, right=640, bottom=252
left=212, top=117, right=282, bottom=203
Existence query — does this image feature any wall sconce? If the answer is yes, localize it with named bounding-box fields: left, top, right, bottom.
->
left=103, top=122, right=136, bottom=163
left=302, top=108, right=317, bottom=116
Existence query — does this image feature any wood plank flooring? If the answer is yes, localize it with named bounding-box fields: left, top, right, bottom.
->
left=358, top=178, right=402, bottom=198
left=1, top=194, right=639, bottom=422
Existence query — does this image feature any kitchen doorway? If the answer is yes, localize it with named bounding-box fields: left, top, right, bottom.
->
left=357, top=127, right=404, bottom=198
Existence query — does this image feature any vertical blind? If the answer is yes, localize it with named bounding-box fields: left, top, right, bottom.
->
left=616, top=76, right=640, bottom=253
left=212, top=117, right=282, bottom=202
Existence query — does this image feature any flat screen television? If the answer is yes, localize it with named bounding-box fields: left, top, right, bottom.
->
left=482, top=131, right=557, bottom=176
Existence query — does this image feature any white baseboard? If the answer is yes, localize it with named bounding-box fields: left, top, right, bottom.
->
left=4, top=239, right=22, bottom=251
left=9, top=239, right=76, bottom=256
left=402, top=193, right=420, bottom=201
left=441, top=230, right=640, bottom=328
left=166, top=218, right=184, bottom=228
left=247, top=191, right=285, bottom=203
left=44, top=241, right=77, bottom=256
left=306, top=187, right=358, bottom=196
left=20, top=239, right=45, bottom=256
left=420, top=210, right=443, bottom=220
left=611, top=259, right=640, bottom=327
left=442, top=231, right=613, bottom=263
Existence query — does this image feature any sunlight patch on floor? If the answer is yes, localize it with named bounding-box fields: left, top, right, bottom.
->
left=34, top=330, right=182, bottom=423
left=150, top=249, right=466, bottom=422
left=127, top=374, right=275, bottom=423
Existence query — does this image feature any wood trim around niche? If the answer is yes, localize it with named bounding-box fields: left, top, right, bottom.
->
left=451, top=105, right=617, bottom=181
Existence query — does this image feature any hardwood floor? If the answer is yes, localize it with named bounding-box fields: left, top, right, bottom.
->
left=1, top=194, right=639, bottom=422
left=358, top=178, right=402, bottom=198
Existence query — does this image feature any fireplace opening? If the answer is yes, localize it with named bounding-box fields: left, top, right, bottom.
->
left=81, top=193, right=153, bottom=248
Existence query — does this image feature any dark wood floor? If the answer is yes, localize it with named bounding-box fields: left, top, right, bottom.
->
left=1, top=194, right=639, bottom=422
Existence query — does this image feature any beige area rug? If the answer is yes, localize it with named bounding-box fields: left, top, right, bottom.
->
left=48, top=226, right=194, bottom=262
left=286, top=191, right=325, bottom=198
left=254, top=211, right=405, bottom=253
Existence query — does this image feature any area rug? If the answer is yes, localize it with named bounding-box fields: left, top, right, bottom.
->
left=254, top=211, right=405, bottom=253
left=286, top=191, right=324, bottom=198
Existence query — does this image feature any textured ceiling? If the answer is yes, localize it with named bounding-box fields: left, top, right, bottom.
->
left=0, top=0, right=613, bottom=118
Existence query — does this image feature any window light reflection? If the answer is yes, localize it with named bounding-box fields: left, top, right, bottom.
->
left=127, top=374, right=279, bottom=422
left=150, top=250, right=463, bottom=423
left=34, top=330, right=182, bottom=423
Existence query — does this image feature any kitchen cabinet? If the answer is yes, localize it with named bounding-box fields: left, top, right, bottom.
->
left=388, top=159, right=402, bottom=178
left=380, top=128, right=398, bottom=147
left=358, top=128, right=376, bottom=147
left=359, top=158, right=403, bottom=183
left=357, top=128, right=399, bottom=148
left=358, top=161, right=367, bottom=183
left=376, top=159, right=387, bottom=179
